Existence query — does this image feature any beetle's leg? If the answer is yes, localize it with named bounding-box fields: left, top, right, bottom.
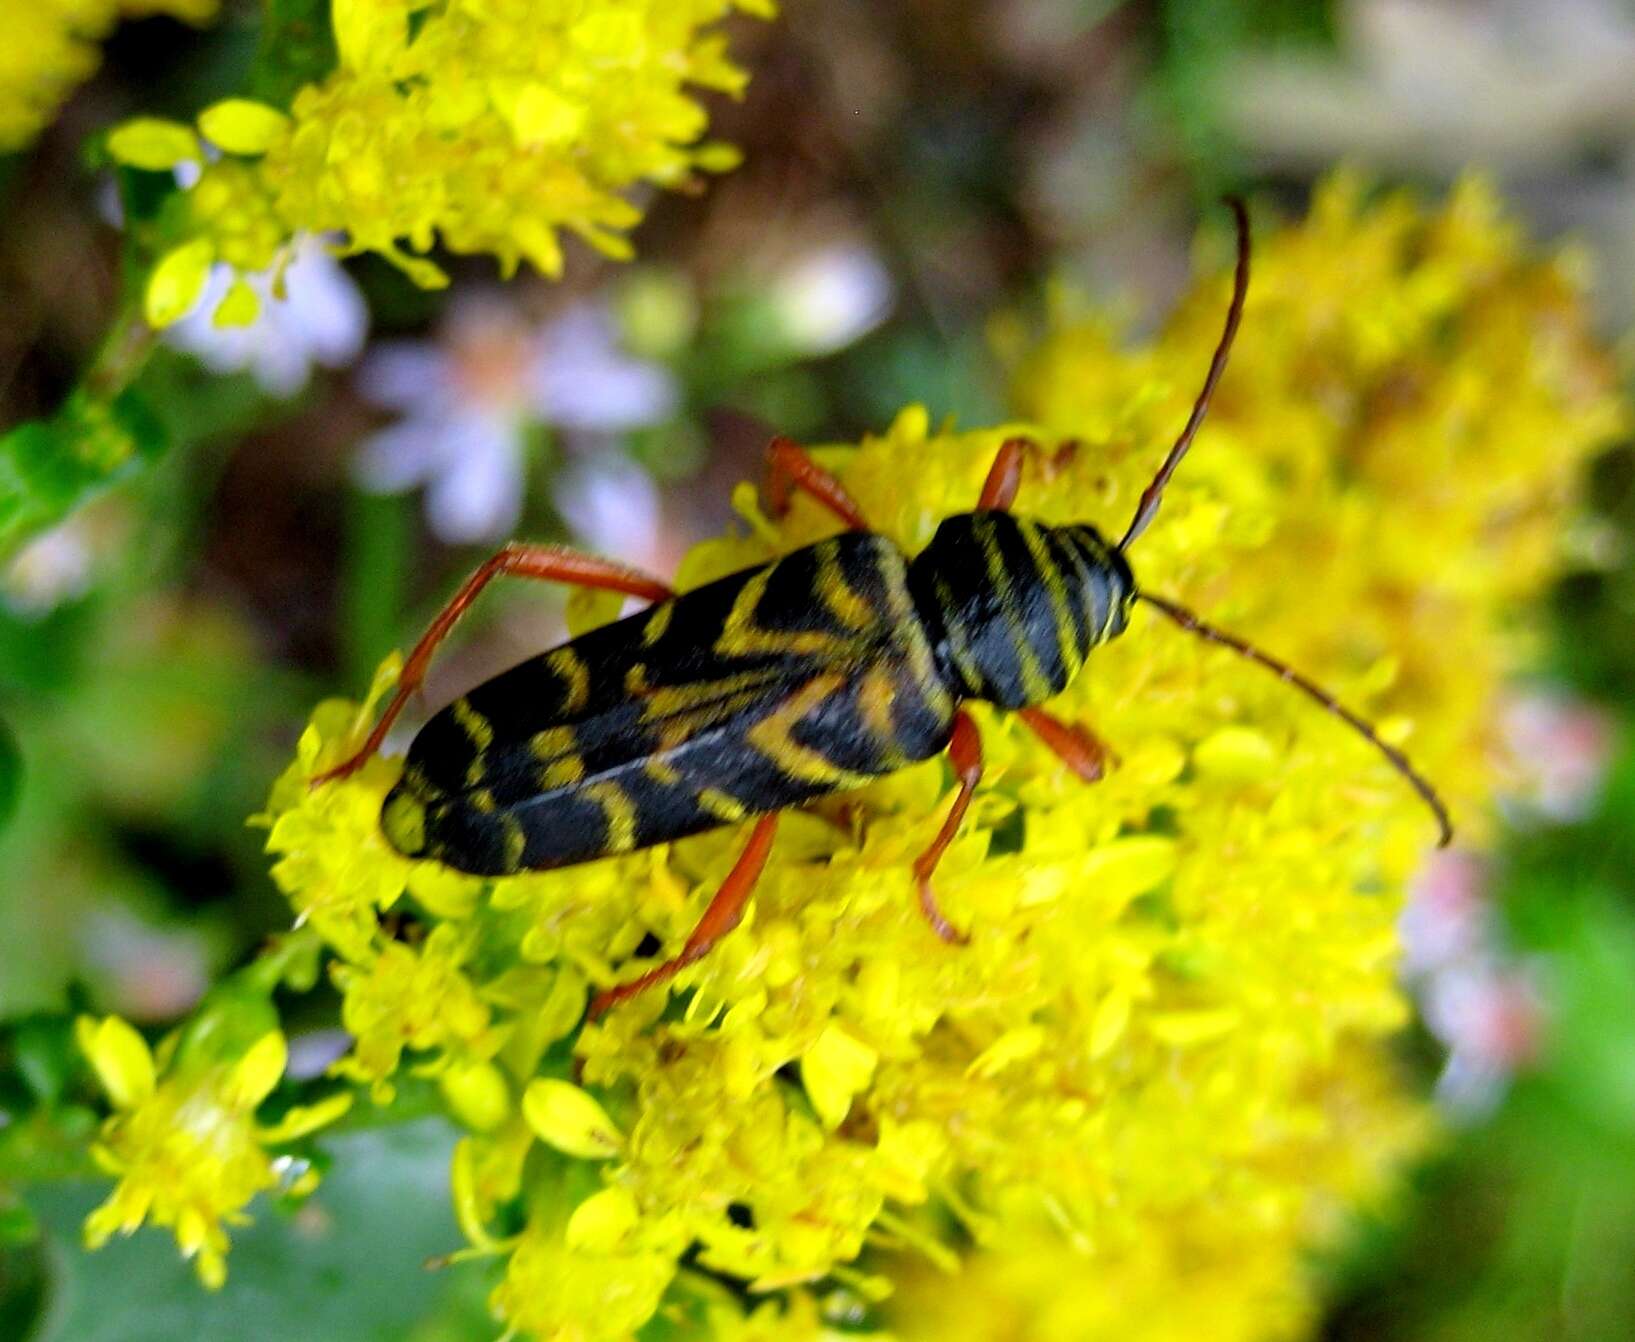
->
left=977, top=436, right=1079, bottom=511
left=912, top=710, right=982, bottom=944
left=312, top=543, right=673, bottom=786
left=1017, top=706, right=1115, bottom=783
left=765, top=435, right=870, bottom=531
left=977, top=437, right=1029, bottom=511
left=589, top=813, right=781, bottom=1018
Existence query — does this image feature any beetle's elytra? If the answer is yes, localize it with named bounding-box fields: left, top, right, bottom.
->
left=315, top=200, right=1452, bottom=1016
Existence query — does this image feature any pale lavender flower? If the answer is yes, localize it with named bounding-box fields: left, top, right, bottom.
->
left=354, top=296, right=677, bottom=545
left=1501, top=688, right=1618, bottom=823
left=1423, top=958, right=1546, bottom=1117
left=769, top=242, right=895, bottom=354
left=164, top=237, right=368, bottom=397
left=552, top=451, right=667, bottom=573
left=1400, top=848, right=1548, bottom=1119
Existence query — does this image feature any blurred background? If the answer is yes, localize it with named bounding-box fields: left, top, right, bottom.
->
left=2, top=0, right=1634, bottom=1338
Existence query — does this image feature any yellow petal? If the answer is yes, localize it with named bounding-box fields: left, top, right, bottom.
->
left=258, top=1092, right=353, bottom=1143
left=496, top=81, right=585, bottom=147
left=223, top=1031, right=287, bottom=1109
left=106, top=118, right=199, bottom=170
left=407, top=863, right=483, bottom=919
left=76, top=1016, right=156, bottom=1109
left=1089, top=988, right=1133, bottom=1059
left=966, top=1025, right=1044, bottom=1079
left=691, top=141, right=743, bottom=173
left=1078, top=837, right=1178, bottom=910
left=1193, top=726, right=1279, bottom=779
left=522, top=1079, right=624, bottom=1159
left=212, top=278, right=261, bottom=328
left=1148, top=1008, right=1240, bottom=1047
left=197, top=99, right=290, bottom=155
left=565, top=1186, right=639, bottom=1252
left=332, top=0, right=408, bottom=73
left=802, top=1024, right=877, bottom=1129
left=145, top=240, right=216, bottom=328
left=449, top=1138, right=495, bottom=1249
left=440, top=1060, right=511, bottom=1132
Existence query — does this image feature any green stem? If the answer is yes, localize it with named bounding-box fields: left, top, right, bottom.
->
left=82, top=302, right=159, bottom=404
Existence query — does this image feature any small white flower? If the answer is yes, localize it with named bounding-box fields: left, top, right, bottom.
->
left=769, top=242, right=895, bottom=355
left=3, top=519, right=95, bottom=618
left=164, top=237, right=369, bottom=397
left=353, top=295, right=677, bottom=545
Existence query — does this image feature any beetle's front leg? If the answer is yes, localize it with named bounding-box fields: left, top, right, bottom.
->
left=977, top=436, right=1079, bottom=511
left=312, top=543, right=673, bottom=786
left=765, top=436, right=871, bottom=531
left=1017, top=706, right=1115, bottom=783
left=589, top=813, right=781, bottom=1018
left=912, top=710, right=983, bottom=944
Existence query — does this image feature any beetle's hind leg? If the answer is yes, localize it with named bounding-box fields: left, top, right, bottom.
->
left=589, top=813, right=781, bottom=1019
left=912, top=710, right=983, bottom=944
left=1017, top=706, right=1116, bottom=783
left=765, top=436, right=870, bottom=531
left=312, top=543, right=674, bottom=786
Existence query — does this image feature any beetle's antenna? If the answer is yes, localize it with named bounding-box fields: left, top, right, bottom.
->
left=1119, top=197, right=1251, bottom=551
left=1137, top=591, right=1453, bottom=848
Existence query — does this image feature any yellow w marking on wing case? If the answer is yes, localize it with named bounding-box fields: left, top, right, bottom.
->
left=715, top=567, right=864, bottom=660
left=746, top=674, right=874, bottom=788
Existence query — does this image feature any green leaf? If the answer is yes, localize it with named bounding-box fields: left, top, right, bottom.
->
left=11, top=1018, right=72, bottom=1107
left=0, top=388, right=168, bottom=562
left=249, top=0, right=339, bottom=106
left=0, top=1230, right=47, bottom=1342
left=0, top=1191, right=39, bottom=1247
left=0, top=714, right=19, bottom=835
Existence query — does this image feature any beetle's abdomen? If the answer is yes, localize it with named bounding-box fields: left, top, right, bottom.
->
left=907, top=512, right=1133, bottom=710
left=382, top=531, right=957, bottom=876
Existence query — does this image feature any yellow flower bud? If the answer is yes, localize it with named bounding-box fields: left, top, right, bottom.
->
left=197, top=99, right=289, bottom=155
left=145, top=239, right=216, bottom=328
left=106, top=118, right=199, bottom=170
left=523, top=1080, right=624, bottom=1160
left=441, top=1060, right=511, bottom=1132
left=565, top=1186, right=640, bottom=1252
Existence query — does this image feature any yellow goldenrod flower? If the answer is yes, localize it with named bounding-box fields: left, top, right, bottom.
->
left=77, top=1014, right=351, bottom=1287
left=257, top=176, right=1618, bottom=1337
left=330, top=921, right=503, bottom=1101
left=0, top=0, right=217, bottom=152
left=110, top=0, right=772, bottom=325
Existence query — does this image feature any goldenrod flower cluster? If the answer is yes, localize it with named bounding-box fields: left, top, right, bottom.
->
left=106, top=0, right=771, bottom=328
left=89, top=177, right=1614, bottom=1336
left=0, top=0, right=217, bottom=151
left=76, top=1013, right=350, bottom=1288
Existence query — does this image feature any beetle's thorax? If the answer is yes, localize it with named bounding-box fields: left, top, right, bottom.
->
left=906, top=511, right=1135, bottom=709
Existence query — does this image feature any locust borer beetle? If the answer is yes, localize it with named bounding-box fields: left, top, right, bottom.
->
left=313, top=200, right=1452, bottom=1017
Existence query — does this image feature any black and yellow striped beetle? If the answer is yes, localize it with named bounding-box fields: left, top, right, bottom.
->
left=315, top=200, right=1452, bottom=1017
